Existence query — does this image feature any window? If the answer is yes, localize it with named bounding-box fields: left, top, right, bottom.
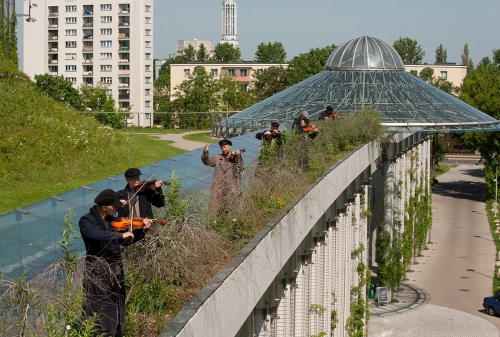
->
left=145, top=29, right=151, bottom=36
left=65, top=65, right=77, bottom=72
left=100, top=40, right=112, bottom=47
left=119, top=64, right=129, bottom=70
left=145, top=88, right=151, bottom=96
left=65, top=5, right=76, bottom=12
left=101, top=65, right=112, bottom=72
left=440, top=71, right=448, bottom=80
left=65, top=17, right=77, bottom=24
left=66, top=41, right=77, bottom=48
left=100, top=77, right=112, bottom=84
left=240, top=69, right=247, bottom=76
left=101, top=16, right=112, bottom=23
left=227, top=69, right=235, bottom=76
left=121, top=102, right=130, bottom=108
left=145, top=113, right=151, bottom=119
left=211, top=69, right=218, bottom=77
left=65, top=29, right=77, bottom=36
left=65, top=77, right=77, bottom=84
left=145, top=53, right=151, bottom=60
left=145, top=17, right=151, bottom=24
left=183, top=69, right=190, bottom=77
left=65, top=53, right=76, bottom=60
left=145, top=41, right=151, bottom=48
left=145, top=65, right=151, bottom=72
left=100, top=4, right=112, bottom=11
left=409, top=70, right=418, bottom=76
left=145, top=77, right=151, bottom=84
left=106, top=89, right=113, bottom=96
left=100, top=53, right=112, bottom=59
left=100, top=28, right=112, bottom=35
left=145, top=5, right=151, bottom=12
left=145, top=101, right=151, bottom=107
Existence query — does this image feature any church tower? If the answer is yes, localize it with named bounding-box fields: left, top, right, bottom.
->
left=220, top=0, right=239, bottom=47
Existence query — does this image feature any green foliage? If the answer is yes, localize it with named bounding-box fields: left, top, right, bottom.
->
left=419, top=68, right=434, bottom=82
left=213, top=42, right=242, bottom=62
left=0, top=4, right=18, bottom=68
left=435, top=44, right=448, bottom=63
left=34, top=74, right=84, bottom=110
left=392, top=37, right=425, bottom=64
left=287, top=44, right=336, bottom=85
left=250, top=66, right=290, bottom=101
left=196, top=43, right=209, bottom=62
left=461, top=43, right=473, bottom=73
left=183, top=44, right=196, bottom=61
left=254, top=41, right=287, bottom=63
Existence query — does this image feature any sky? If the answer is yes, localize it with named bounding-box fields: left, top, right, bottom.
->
left=15, top=0, right=500, bottom=66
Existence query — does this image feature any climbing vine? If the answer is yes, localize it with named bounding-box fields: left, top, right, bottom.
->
left=346, top=248, right=369, bottom=336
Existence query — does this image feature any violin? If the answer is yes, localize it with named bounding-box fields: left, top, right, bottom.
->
left=270, top=130, right=283, bottom=138
left=110, top=217, right=167, bottom=231
left=302, top=122, right=318, bottom=133
left=134, top=179, right=170, bottom=192
left=227, top=148, right=245, bottom=159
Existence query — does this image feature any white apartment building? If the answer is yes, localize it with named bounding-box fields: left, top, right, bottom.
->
left=404, top=63, right=467, bottom=87
left=22, top=0, right=154, bottom=127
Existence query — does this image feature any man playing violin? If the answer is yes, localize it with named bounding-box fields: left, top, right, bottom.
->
left=116, top=168, right=165, bottom=221
left=292, top=111, right=318, bottom=171
left=319, top=105, right=340, bottom=120
left=79, top=189, right=152, bottom=337
left=255, top=121, right=284, bottom=162
left=202, top=139, right=245, bottom=215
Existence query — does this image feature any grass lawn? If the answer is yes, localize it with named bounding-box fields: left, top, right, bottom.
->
left=183, top=131, right=218, bottom=144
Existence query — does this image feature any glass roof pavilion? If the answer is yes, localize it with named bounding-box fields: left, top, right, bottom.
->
left=222, top=36, right=500, bottom=133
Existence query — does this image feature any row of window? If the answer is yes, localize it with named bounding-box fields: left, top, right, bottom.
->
left=64, top=17, right=151, bottom=24
left=64, top=41, right=151, bottom=51
left=183, top=68, right=251, bottom=77
left=64, top=64, right=152, bottom=72
left=64, top=5, right=151, bottom=12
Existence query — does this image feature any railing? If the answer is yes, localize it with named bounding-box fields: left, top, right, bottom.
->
left=118, top=94, right=130, bottom=100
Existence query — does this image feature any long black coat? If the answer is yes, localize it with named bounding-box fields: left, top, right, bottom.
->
left=79, top=206, right=146, bottom=335
left=116, top=184, right=165, bottom=219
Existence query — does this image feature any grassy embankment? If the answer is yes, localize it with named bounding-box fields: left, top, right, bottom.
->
left=0, top=61, right=189, bottom=215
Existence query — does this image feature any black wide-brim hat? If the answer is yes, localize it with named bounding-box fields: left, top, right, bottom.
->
left=94, top=189, right=122, bottom=209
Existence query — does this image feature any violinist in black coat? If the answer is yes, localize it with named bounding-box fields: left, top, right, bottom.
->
left=79, top=189, right=152, bottom=337
left=115, top=168, right=165, bottom=219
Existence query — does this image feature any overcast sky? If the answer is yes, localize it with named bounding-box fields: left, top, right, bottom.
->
left=16, top=0, right=500, bottom=65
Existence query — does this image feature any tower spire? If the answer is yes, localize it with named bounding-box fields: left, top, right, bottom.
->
left=220, top=0, right=239, bottom=46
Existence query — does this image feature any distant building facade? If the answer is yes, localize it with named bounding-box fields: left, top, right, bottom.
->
left=1, top=0, right=15, bottom=20
left=169, top=62, right=288, bottom=95
left=404, top=63, right=467, bottom=87
left=220, top=0, right=238, bottom=47
left=169, top=39, right=215, bottom=59
left=22, top=0, right=154, bottom=127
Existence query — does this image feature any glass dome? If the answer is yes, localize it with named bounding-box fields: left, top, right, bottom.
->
left=325, top=36, right=405, bottom=71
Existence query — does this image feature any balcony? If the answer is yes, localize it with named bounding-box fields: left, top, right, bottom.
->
left=83, top=35, right=93, bottom=40
left=82, top=46, right=93, bottom=52
left=118, top=82, right=130, bottom=88
left=48, top=24, right=58, bottom=28
left=48, top=47, right=58, bottom=53
left=119, top=46, right=129, bottom=51
left=118, top=22, right=130, bottom=26
left=118, top=69, right=130, bottom=75
left=82, top=58, right=93, bottom=64
left=118, top=33, right=130, bottom=39
left=48, top=35, right=58, bottom=40
left=83, top=71, right=93, bottom=76
left=48, top=12, right=58, bottom=16
left=118, top=94, right=130, bottom=100
left=48, top=60, right=58, bottom=64
left=83, top=22, right=93, bottom=27
left=118, top=59, right=129, bottom=63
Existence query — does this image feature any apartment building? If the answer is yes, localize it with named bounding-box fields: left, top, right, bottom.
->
left=22, top=0, right=154, bottom=126
left=404, top=63, right=467, bottom=87
left=169, top=62, right=288, bottom=95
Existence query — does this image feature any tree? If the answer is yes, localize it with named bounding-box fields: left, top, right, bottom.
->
left=34, top=74, right=84, bottom=110
left=493, top=49, right=500, bottom=66
left=171, top=67, right=221, bottom=112
left=196, top=43, right=209, bottom=62
left=435, top=44, right=447, bottom=63
left=287, top=44, right=336, bottom=85
left=183, top=44, right=196, bottom=62
left=392, top=37, right=425, bottom=64
left=419, top=68, right=434, bottom=83
left=0, top=4, right=18, bottom=68
left=461, top=43, right=473, bottom=73
left=80, top=83, right=125, bottom=128
left=213, top=42, right=242, bottom=62
left=250, top=66, right=290, bottom=102
left=254, top=42, right=287, bottom=63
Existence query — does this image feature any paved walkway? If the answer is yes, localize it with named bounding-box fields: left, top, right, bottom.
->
left=369, top=164, right=500, bottom=336
left=150, top=130, right=211, bottom=151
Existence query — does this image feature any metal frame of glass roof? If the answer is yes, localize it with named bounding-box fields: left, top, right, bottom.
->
left=217, top=36, right=500, bottom=135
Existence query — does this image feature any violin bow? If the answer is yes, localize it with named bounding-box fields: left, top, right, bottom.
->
left=126, top=171, right=156, bottom=205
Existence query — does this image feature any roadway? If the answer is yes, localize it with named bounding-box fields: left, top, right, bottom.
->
left=369, top=163, right=500, bottom=336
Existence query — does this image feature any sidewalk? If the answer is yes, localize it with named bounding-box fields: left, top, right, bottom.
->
left=368, top=165, right=500, bottom=336
left=150, top=130, right=210, bottom=151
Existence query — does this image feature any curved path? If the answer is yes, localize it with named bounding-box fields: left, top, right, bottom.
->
left=369, top=164, right=500, bottom=336
left=150, top=130, right=211, bottom=151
